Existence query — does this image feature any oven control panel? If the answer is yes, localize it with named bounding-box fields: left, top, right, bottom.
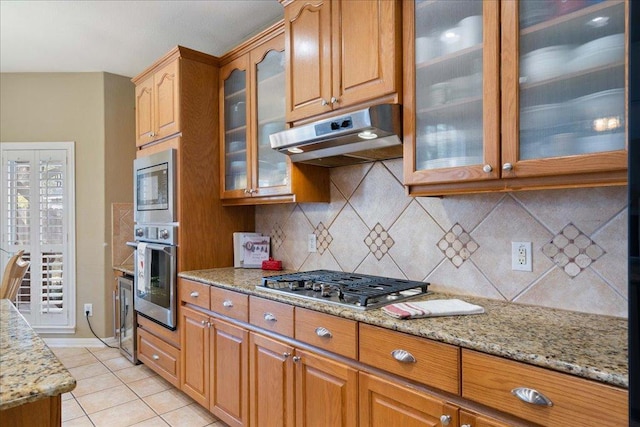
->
left=134, top=224, right=177, bottom=245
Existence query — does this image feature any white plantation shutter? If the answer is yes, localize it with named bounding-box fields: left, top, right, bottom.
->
left=1, top=143, right=76, bottom=332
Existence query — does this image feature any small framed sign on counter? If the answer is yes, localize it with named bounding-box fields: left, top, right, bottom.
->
left=233, top=232, right=270, bottom=268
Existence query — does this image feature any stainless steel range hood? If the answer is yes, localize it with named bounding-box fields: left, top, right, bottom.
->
left=269, top=104, right=402, bottom=167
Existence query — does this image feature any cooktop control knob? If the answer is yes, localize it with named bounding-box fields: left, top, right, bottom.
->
left=135, top=228, right=144, bottom=237
left=159, top=229, right=169, bottom=240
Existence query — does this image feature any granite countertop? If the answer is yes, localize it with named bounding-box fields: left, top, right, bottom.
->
left=113, top=264, right=135, bottom=276
left=0, top=300, right=76, bottom=410
left=179, top=268, right=628, bottom=389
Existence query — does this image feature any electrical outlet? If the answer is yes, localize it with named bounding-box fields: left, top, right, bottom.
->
left=84, top=303, right=93, bottom=317
left=511, top=242, right=532, bottom=272
left=308, top=234, right=317, bottom=253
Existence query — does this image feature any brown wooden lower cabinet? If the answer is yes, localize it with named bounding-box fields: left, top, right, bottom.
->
left=294, top=349, right=358, bottom=427
left=249, top=332, right=295, bottom=427
left=180, top=306, right=210, bottom=407
left=247, top=332, right=359, bottom=427
left=137, top=315, right=181, bottom=388
left=0, top=395, right=61, bottom=427
left=180, top=305, right=249, bottom=427
left=461, top=349, right=628, bottom=427
left=211, top=318, right=249, bottom=427
left=359, top=372, right=458, bottom=427
left=178, top=290, right=628, bottom=427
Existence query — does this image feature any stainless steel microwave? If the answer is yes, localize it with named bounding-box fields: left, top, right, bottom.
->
left=133, top=149, right=176, bottom=224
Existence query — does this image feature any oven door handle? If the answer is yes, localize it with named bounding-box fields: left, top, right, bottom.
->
left=127, top=241, right=175, bottom=254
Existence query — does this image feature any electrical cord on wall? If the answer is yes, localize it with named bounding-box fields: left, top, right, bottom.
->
left=85, top=310, right=118, bottom=349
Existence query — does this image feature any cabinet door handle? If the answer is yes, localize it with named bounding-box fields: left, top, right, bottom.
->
left=391, top=349, right=416, bottom=363
left=482, top=164, right=493, bottom=173
left=502, top=162, right=513, bottom=171
left=292, top=356, right=301, bottom=363
left=152, top=354, right=160, bottom=360
left=511, top=387, right=553, bottom=406
left=315, top=327, right=333, bottom=338
left=264, top=312, right=277, bottom=322
left=321, top=99, right=328, bottom=106
left=190, top=291, right=199, bottom=298
left=222, top=300, right=234, bottom=308
left=149, top=132, right=155, bottom=138
left=439, top=415, right=451, bottom=425
left=330, top=96, right=338, bottom=104
left=283, top=352, right=291, bottom=358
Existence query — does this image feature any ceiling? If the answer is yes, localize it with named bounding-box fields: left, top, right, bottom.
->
left=0, top=0, right=284, bottom=78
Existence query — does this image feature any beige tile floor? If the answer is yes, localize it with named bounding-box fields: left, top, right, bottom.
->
left=52, top=346, right=228, bottom=427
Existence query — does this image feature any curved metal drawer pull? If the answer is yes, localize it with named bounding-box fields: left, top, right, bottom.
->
left=511, top=387, right=553, bottom=407
left=391, top=349, right=416, bottom=363
left=190, top=291, right=199, bottom=298
left=222, top=300, right=233, bottom=308
left=152, top=354, right=160, bottom=360
left=264, top=312, right=277, bottom=322
left=315, top=327, right=333, bottom=338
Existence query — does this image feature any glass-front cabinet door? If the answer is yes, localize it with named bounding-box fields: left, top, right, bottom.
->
left=251, top=35, right=288, bottom=197
left=501, top=0, right=627, bottom=179
left=404, top=0, right=627, bottom=195
left=221, top=56, right=250, bottom=198
left=404, top=0, right=500, bottom=186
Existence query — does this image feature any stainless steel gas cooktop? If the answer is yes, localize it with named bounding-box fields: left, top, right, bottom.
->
left=259, top=270, right=429, bottom=310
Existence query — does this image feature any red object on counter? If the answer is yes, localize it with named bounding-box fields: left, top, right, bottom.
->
left=262, top=258, right=282, bottom=271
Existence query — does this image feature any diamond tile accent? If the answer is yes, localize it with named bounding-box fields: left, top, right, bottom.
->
left=542, top=223, right=605, bottom=278
left=271, top=224, right=285, bottom=250
left=437, top=223, right=478, bottom=268
left=314, top=222, right=332, bottom=255
left=364, top=223, right=394, bottom=260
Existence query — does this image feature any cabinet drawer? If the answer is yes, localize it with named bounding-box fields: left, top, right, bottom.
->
left=461, top=349, right=628, bottom=427
left=137, top=328, right=181, bottom=387
left=359, top=323, right=460, bottom=394
left=179, top=279, right=210, bottom=310
left=210, top=287, right=249, bottom=322
left=137, top=313, right=180, bottom=348
left=294, top=307, right=357, bottom=359
left=249, top=296, right=294, bottom=337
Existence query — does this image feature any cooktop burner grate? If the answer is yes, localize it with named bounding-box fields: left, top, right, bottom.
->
left=259, top=270, right=429, bottom=310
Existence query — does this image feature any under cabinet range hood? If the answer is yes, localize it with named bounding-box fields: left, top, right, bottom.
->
left=269, top=104, right=402, bottom=167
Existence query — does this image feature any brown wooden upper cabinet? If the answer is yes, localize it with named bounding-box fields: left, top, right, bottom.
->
left=219, top=22, right=329, bottom=205
left=134, top=59, right=180, bottom=147
left=403, top=0, right=628, bottom=196
left=283, top=0, right=402, bottom=123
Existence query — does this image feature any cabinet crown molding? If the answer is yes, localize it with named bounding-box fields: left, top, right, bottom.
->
left=132, top=45, right=220, bottom=84
left=220, top=19, right=284, bottom=65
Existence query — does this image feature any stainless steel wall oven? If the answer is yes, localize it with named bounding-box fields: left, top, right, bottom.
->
left=130, top=224, right=178, bottom=330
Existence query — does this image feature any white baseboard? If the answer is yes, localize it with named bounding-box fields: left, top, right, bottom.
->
left=44, top=337, right=118, bottom=348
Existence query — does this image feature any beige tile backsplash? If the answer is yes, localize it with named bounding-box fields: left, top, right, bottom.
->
left=111, top=203, right=134, bottom=267
left=256, top=159, right=628, bottom=318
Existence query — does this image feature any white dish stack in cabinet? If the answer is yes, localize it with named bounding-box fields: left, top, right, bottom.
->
left=404, top=0, right=628, bottom=196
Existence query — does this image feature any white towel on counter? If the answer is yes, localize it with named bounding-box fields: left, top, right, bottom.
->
left=136, top=242, right=149, bottom=293
left=382, top=299, right=484, bottom=319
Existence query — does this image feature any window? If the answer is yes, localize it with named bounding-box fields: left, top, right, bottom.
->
left=1, top=142, right=76, bottom=333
